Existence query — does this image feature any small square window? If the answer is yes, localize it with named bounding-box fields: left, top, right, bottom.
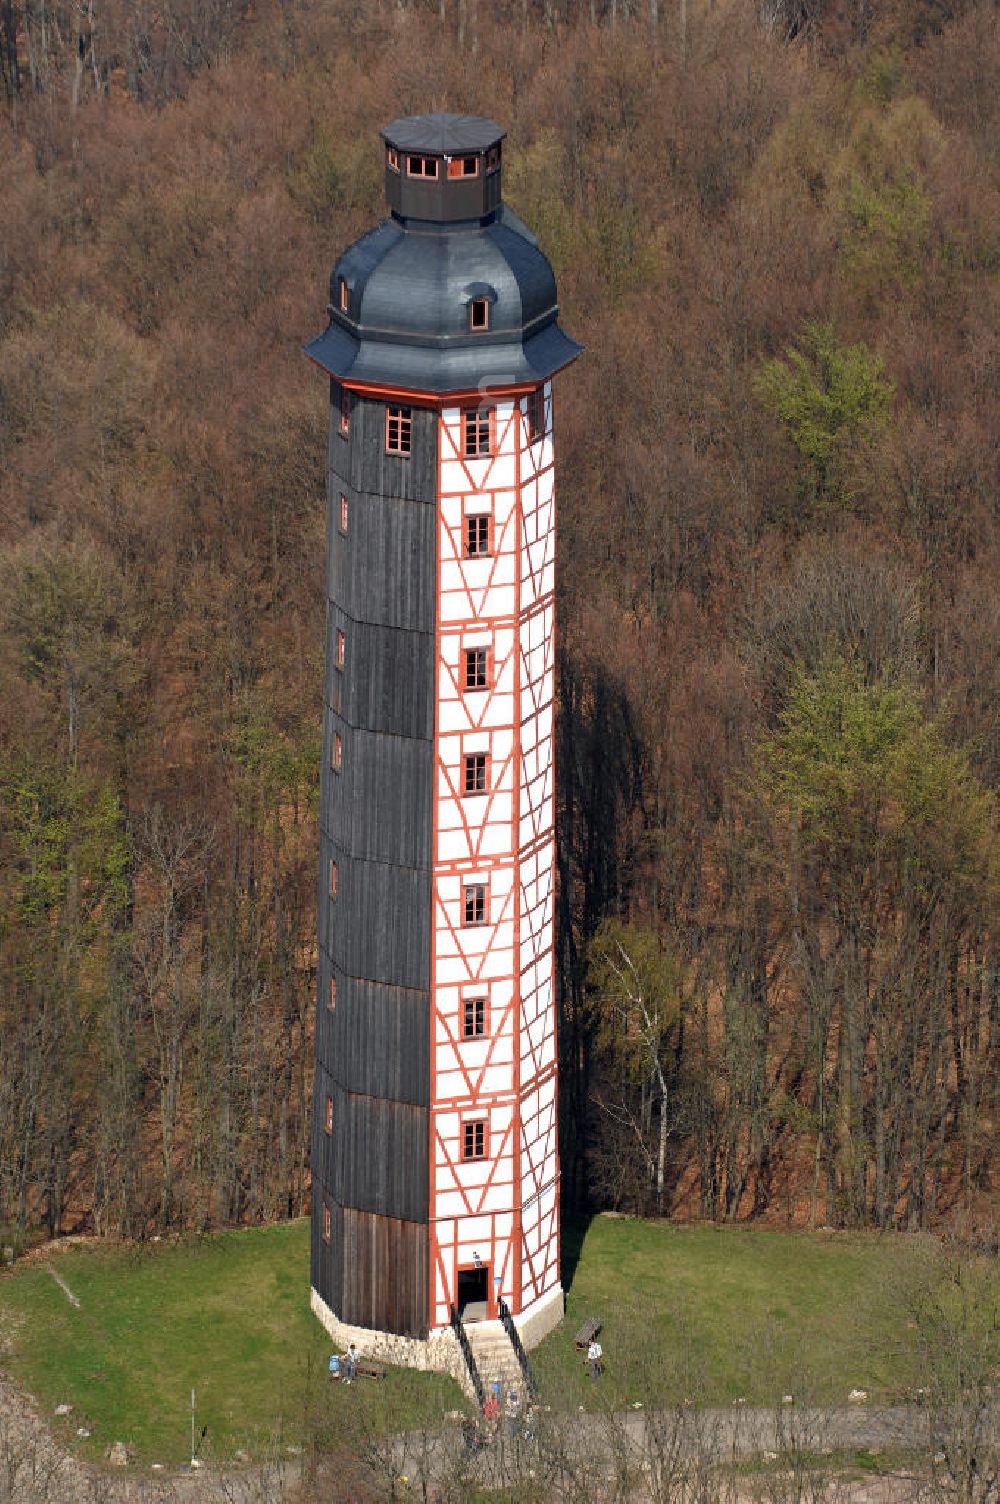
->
left=464, top=514, right=491, bottom=558
left=463, top=752, right=488, bottom=795
left=462, top=1120, right=487, bottom=1159
left=339, top=277, right=349, bottom=312
left=463, top=996, right=487, bottom=1039
left=386, top=405, right=412, bottom=455
left=324, top=1095, right=333, bottom=1134
left=339, top=493, right=348, bottom=533
left=462, top=407, right=493, bottom=458
left=322, top=1203, right=331, bottom=1242
left=464, top=647, right=488, bottom=691
left=387, top=145, right=400, bottom=172
left=469, top=299, right=489, bottom=332
left=329, top=858, right=338, bottom=899
left=448, top=155, right=480, bottom=179
left=336, top=629, right=345, bottom=669
left=463, top=883, right=487, bottom=926
left=526, top=388, right=544, bottom=444
left=328, top=976, right=337, bottom=1011
left=332, top=732, right=342, bottom=772
left=339, top=385, right=350, bottom=437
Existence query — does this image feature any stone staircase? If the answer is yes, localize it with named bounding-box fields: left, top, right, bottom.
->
left=463, top=1319, right=523, bottom=1397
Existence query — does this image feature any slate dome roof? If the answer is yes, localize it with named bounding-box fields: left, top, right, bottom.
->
left=305, top=116, right=581, bottom=396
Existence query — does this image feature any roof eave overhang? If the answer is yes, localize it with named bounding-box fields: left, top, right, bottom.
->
left=302, top=322, right=583, bottom=400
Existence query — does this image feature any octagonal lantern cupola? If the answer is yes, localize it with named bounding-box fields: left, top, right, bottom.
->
left=307, top=113, right=580, bottom=1373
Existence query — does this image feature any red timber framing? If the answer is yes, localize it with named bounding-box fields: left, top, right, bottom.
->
left=428, top=384, right=559, bottom=1330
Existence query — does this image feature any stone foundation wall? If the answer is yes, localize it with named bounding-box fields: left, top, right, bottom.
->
left=310, top=1288, right=474, bottom=1398
left=310, top=1280, right=565, bottom=1403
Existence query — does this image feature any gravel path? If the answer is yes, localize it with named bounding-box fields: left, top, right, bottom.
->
left=0, top=1364, right=934, bottom=1503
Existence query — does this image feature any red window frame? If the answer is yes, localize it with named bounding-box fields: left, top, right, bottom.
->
left=461, top=1118, right=488, bottom=1160
left=469, top=299, right=490, bottom=332
left=387, top=145, right=400, bottom=172
left=329, top=858, right=338, bottom=899
left=464, top=513, right=491, bottom=558
left=463, top=883, right=488, bottom=927
left=328, top=976, right=336, bottom=1011
left=462, top=406, right=494, bottom=458
left=332, top=731, right=342, bottom=772
left=339, top=384, right=350, bottom=437
left=407, top=154, right=439, bottom=178
left=462, top=995, right=487, bottom=1039
left=386, top=405, right=412, bottom=455
left=464, top=646, right=489, bottom=692
left=324, top=1095, right=333, bottom=1134
left=322, top=1203, right=331, bottom=1242
left=463, top=751, right=489, bottom=796
left=526, top=387, right=544, bottom=444
left=336, top=629, right=345, bottom=669
left=448, top=155, right=480, bottom=179
left=338, top=277, right=349, bottom=312
left=339, top=492, right=348, bottom=533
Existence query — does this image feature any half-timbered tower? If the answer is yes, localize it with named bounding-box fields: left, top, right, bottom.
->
left=306, top=114, right=580, bottom=1358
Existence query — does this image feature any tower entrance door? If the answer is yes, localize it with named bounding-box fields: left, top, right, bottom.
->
left=456, top=1264, right=491, bottom=1322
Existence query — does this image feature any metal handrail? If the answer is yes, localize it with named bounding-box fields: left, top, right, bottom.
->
left=449, top=1304, right=486, bottom=1408
left=497, top=1298, right=539, bottom=1400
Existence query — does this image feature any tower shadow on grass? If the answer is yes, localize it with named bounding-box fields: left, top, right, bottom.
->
left=559, top=1214, right=593, bottom=1298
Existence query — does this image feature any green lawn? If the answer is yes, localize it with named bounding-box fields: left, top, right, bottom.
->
left=0, top=1220, right=460, bottom=1465
left=0, top=1214, right=936, bottom=1467
left=532, top=1215, right=923, bottom=1410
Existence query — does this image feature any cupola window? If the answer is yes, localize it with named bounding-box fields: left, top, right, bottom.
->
left=485, top=145, right=501, bottom=174
left=386, top=145, right=400, bottom=172
left=469, top=299, right=490, bottom=332
left=448, top=155, right=480, bottom=179
left=407, top=154, right=439, bottom=178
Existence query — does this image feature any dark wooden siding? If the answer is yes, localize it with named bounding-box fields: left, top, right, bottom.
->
left=312, top=384, right=437, bottom=1338
left=339, top=1208, right=429, bottom=1336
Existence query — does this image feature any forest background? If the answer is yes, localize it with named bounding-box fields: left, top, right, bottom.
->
left=0, top=0, right=996, bottom=1248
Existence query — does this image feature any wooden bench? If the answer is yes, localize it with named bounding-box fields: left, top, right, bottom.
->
left=356, top=1359, right=386, bottom=1380
left=574, top=1317, right=602, bottom=1350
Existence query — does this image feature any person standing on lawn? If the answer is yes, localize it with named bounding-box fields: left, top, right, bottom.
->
left=345, top=1342, right=360, bottom=1383
left=586, top=1336, right=603, bottom=1380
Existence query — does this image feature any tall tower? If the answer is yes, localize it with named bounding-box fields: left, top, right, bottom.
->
left=307, top=114, right=580, bottom=1357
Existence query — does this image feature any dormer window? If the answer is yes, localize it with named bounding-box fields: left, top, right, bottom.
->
left=338, top=277, right=348, bottom=312
left=448, top=155, right=479, bottom=179
left=387, top=145, right=400, bottom=172
left=407, top=154, right=439, bottom=179
left=469, top=299, right=490, bottom=332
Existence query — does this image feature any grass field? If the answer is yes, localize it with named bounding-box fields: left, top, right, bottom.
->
left=531, top=1216, right=922, bottom=1411
left=0, top=1214, right=932, bottom=1466
left=0, top=1220, right=459, bottom=1465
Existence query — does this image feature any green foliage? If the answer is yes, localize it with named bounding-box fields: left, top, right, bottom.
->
left=834, top=98, right=942, bottom=301
left=755, top=321, right=894, bottom=512
left=757, top=657, right=995, bottom=893
left=587, top=919, right=679, bottom=1081
left=0, top=759, right=130, bottom=930
left=287, top=128, right=380, bottom=223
